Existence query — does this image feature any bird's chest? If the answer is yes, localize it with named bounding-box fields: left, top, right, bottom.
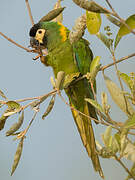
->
left=47, top=42, right=78, bottom=77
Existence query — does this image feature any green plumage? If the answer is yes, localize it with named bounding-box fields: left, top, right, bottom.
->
left=29, top=21, right=103, bottom=177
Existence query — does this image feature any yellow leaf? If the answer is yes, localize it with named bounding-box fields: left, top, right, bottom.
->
left=86, top=11, right=101, bottom=34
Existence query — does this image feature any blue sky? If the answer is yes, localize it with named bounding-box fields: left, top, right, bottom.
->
left=0, top=0, right=135, bottom=180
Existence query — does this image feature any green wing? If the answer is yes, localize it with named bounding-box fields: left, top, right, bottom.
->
left=65, top=38, right=104, bottom=177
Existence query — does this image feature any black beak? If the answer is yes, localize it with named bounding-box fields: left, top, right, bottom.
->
left=30, top=37, right=39, bottom=48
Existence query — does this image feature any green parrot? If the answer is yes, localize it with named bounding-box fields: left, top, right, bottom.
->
left=29, top=21, right=103, bottom=178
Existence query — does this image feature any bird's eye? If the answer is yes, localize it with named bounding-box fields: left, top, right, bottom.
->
left=38, top=30, right=42, bottom=34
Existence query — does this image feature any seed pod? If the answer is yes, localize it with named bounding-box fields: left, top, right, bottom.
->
left=42, top=95, right=56, bottom=120
left=6, top=111, right=24, bottom=136
left=11, top=137, right=24, bottom=176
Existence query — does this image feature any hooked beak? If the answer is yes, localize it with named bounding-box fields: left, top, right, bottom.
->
left=30, top=37, right=39, bottom=48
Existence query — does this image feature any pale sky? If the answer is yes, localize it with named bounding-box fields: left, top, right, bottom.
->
left=0, top=0, right=135, bottom=180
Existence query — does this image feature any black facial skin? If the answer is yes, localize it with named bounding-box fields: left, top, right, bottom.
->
left=29, top=23, right=48, bottom=49
left=29, top=23, right=40, bottom=37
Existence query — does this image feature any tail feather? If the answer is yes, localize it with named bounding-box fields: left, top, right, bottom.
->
left=70, top=101, right=104, bottom=178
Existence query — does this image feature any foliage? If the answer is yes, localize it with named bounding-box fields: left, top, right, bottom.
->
left=0, top=0, right=135, bottom=179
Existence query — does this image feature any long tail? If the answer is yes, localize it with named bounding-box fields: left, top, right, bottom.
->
left=70, top=100, right=104, bottom=178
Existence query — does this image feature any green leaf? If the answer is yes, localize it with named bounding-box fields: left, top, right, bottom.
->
left=6, top=111, right=24, bottom=136
left=119, top=71, right=133, bottom=90
left=3, top=101, right=21, bottom=116
left=86, top=11, right=101, bottom=34
left=11, top=137, right=24, bottom=176
left=50, top=76, right=56, bottom=88
left=6, top=101, right=21, bottom=109
left=114, top=34, right=121, bottom=49
left=104, top=75, right=134, bottom=116
left=90, top=56, right=101, bottom=73
left=85, top=98, right=104, bottom=113
left=114, top=14, right=135, bottom=48
left=124, top=113, right=135, bottom=129
left=102, top=126, right=112, bottom=147
left=96, top=32, right=113, bottom=51
left=118, top=14, right=135, bottom=36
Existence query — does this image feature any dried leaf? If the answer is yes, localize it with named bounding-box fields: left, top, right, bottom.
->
left=39, top=7, right=65, bottom=22
left=104, top=75, right=134, bottom=116
left=73, top=0, right=109, bottom=13
left=42, top=95, right=56, bottom=120
left=56, top=71, right=65, bottom=90
left=63, top=72, right=80, bottom=88
left=0, top=115, right=8, bottom=131
left=53, top=0, right=63, bottom=23
left=31, top=94, right=49, bottom=109
left=124, top=113, right=135, bottom=129
left=101, top=92, right=108, bottom=112
left=86, top=11, right=101, bottom=34
left=69, top=14, right=86, bottom=44
left=106, top=14, right=121, bottom=27
left=6, top=111, right=24, bottom=136
left=0, top=89, right=7, bottom=99
left=85, top=98, right=104, bottom=113
left=124, top=141, right=135, bottom=162
left=98, top=147, right=114, bottom=158
left=96, top=32, right=113, bottom=51
left=11, top=137, right=24, bottom=176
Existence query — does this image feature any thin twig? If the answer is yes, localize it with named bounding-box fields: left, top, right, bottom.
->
left=100, top=53, right=135, bottom=71
left=105, top=0, right=135, bottom=35
left=0, top=32, right=31, bottom=52
left=25, top=0, right=34, bottom=26
left=114, top=155, right=135, bottom=180
left=111, top=51, right=131, bottom=115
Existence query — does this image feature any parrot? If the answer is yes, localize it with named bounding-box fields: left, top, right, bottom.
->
left=29, top=20, right=104, bottom=178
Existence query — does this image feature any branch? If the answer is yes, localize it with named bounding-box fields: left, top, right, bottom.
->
left=0, top=32, right=31, bottom=52
left=100, top=53, right=135, bottom=71
left=105, top=0, right=135, bottom=35
left=114, top=155, right=135, bottom=180
left=25, top=0, right=34, bottom=26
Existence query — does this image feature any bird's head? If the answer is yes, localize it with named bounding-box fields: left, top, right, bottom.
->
left=29, top=21, right=69, bottom=51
